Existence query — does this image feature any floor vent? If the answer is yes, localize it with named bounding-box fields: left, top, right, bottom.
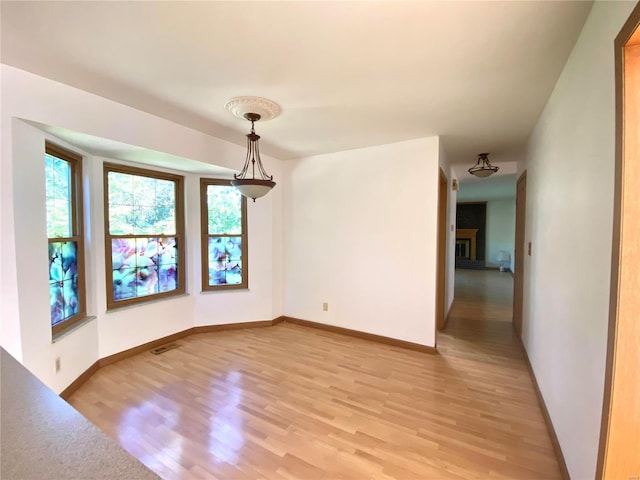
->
left=150, top=342, right=179, bottom=355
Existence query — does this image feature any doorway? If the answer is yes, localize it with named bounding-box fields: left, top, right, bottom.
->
left=455, top=202, right=487, bottom=270
left=513, top=172, right=526, bottom=336
left=597, top=4, right=640, bottom=478
left=436, top=168, right=448, bottom=332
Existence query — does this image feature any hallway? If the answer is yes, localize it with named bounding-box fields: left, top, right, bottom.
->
left=436, top=269, right=562, bottom=478
left=69, top=270, right=562, bottom=479
left=440, top=269, right=521, bottom=358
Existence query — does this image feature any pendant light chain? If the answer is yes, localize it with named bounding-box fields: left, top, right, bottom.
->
left=230, top=110, right=277, bottom=201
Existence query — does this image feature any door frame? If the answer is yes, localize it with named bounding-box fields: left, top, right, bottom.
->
left=513, top=171, right=527, bottom=336
left=436, top=168, right=448, bottom=332
left=596, top=3, right=640, bottom=478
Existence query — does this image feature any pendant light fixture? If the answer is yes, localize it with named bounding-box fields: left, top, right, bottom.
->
left=468, top=153, right=499, bottom=178
left=225, top=96, right=280, bottom=201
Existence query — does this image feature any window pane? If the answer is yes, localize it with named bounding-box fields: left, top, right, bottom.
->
left=108, top=171, right=176, bottom=235
left=133, top=175, right=157, bottom=207
left=158, top=264, right=178, bottom=292
left=51, top=199, right=72, bottom=237
left=113, top=268, right=136, bottom=301
left=136, top=265, right=159, bottom=297
left=111, top=237, right=179, bottom=302
left=133, top=206, right=158, bottom=235
left=53, top=157, right=70, bottom=199
left=207, top=185, right=242, bottom=235
left=112, top=238, right=136, bottom=270
left=156, top=179, right=175, bottom=207
left=62, top=277, right=80, bottom=318
left=45, top=155, right=72, bottom=238
left=108, top=172, right=135, bottom=235
left=49, top=241, right=79, bottom=325
left=157, top=237, right=178, bottom=265
left=45, top=155, right=56, bottom=199
left=158, top=237, right=178, bottom=292
left=108, top=172, right=134, bottom=206
left=50, top=283, right=64, bottom=326
left=46, top=198, right=57, bottom=237
left=109, top=205, right=135, bottom=235
left=208, top=236, right=243, bottom=286
left=155, top=206, right=176, bottom=235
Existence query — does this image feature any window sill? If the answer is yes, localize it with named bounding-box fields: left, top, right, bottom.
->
left=199, top=288, right=250, bottom=294
left=106, top=292, right=190, bottom=313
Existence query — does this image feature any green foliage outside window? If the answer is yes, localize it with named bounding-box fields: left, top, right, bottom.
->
left=45, top=154, right=72, bottom=238
left=108, top=171, right=176, bottom=235
left=207, top=185, right=242, bottom=235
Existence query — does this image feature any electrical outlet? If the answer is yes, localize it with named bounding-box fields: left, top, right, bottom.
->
left=55, top=356, right=61, bottom=373
left=322, top=302, right=328, bottom=312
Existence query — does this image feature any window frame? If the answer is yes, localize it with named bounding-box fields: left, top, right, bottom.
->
left=103, top=162, right=186, bottom=309
left=200, top=178, right=248, bottom=291
left=46, top=142, right=87, bottom=336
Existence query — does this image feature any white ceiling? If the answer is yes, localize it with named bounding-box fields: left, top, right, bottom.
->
left=1, top=1, right=593, bottom=166
left=27, top=121, right=236, bottom=176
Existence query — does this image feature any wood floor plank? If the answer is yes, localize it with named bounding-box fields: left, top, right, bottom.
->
left=69, top=270, right=562, bottom=479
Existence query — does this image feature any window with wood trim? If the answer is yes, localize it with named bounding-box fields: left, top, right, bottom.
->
left=46, top=142, right=86, bottom=335
left=104, top=163, right=185, bottom=308
left=200, top=179, right=248, bottom=290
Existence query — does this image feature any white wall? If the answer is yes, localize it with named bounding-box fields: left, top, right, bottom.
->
left=1, top=65, right=283, bottom=392
left=485, top=199, right=515, bottom=270
left=523, top=1, right=636, bottom=478
left=0, top=117, right=22, bottom=361
left=283, top=137, right=441, bottom=347
left=9, top=121, right=101, bottom=389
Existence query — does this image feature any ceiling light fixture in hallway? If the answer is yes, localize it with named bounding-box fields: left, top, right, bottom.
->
left=468, top=152, right=499, bottom=177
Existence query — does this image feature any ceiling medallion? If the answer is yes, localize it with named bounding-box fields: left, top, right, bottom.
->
left=224, top=96, right=281, bottom=121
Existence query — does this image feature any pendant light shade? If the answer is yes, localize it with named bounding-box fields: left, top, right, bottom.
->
left=231, top=178, right=276, bottom=200
left=468, top=153, right=499, bottom=178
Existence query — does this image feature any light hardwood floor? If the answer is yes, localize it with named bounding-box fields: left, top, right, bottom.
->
left=69, top=270, right=562, bottom=479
